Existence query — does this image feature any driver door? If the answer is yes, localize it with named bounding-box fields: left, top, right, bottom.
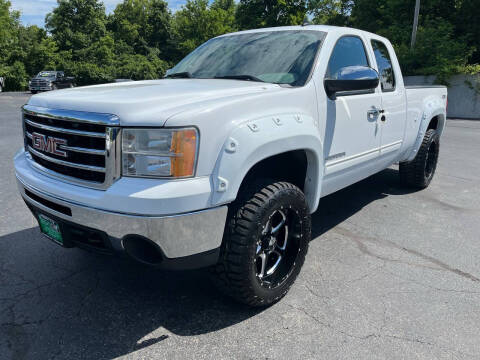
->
left=56, top=72, right=65, bottom=88
left=320, top=35, right=382, bottom=195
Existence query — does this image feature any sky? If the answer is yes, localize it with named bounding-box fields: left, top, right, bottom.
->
left=10, top=0, right=186, bottom=27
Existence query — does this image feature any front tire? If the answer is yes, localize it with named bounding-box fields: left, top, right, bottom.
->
left=212, top=181, right=311, bottom=307
left=399, top=128, right=440, bottom=189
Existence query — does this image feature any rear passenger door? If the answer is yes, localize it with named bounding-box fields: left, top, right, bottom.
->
left=370, top=39, right=407, bottom=160
left=322, top=35, right=382, bottom=183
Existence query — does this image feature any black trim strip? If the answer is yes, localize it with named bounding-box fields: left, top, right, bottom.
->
left=25, top=189, right=72, bottom=216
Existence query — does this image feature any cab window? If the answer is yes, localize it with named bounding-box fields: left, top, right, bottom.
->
left=371, top=40, right=395, bottom=91
left=326, top=36, right=369, bottom=78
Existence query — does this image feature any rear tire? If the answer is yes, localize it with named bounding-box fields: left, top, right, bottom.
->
left=399, top=128, right=440, bottom=189
left=212, top=181, right=311, bottom=307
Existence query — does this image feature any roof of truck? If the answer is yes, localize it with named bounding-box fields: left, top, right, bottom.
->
left=217, top=25, right=387, bottom=42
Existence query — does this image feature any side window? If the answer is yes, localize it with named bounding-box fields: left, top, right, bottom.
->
left=371, top=40, right=395, bottom=91
left=326, top=36, right=369, bottom=78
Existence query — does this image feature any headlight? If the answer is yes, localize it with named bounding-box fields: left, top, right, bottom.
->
left=122, top=128, right=198, bottom=178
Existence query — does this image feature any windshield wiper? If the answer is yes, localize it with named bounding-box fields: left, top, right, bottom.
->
left=214, top=75, right=265, bottom=82
left=165, top=72, right=193, bottom=79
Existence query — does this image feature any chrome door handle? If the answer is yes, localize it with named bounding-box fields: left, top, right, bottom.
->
left=367, top=108, right=385, bottom=120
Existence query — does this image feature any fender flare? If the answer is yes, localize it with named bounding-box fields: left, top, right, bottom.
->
left=209, top=113, right=324, bottom=213
left=406, top=96, right=446, bottom=162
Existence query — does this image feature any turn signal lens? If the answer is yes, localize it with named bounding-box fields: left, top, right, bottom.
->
left=171, top=129, right=197, bottom=177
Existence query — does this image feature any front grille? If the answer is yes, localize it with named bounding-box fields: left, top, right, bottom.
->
left=31, top=79, right=47, bottom=86
left=23, top=105, right=120, bottom=189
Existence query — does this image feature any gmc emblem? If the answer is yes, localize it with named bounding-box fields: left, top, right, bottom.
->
left=31, top=132, right=68, bottom=158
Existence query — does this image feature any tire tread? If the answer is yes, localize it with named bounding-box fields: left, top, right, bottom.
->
left=211, top=180, right=310, bottom=307
left=399, top=128, right=439, bottom=189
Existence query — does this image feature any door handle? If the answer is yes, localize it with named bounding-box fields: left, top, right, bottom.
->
left=367, top=107, right=385, bottom=120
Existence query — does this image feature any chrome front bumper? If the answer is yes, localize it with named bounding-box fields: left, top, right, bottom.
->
left=17, top=177, right=228, bottom=265
left=29, top=86, right=53, bottom=91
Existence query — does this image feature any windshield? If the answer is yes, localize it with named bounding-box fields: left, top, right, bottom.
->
left=169, top=30, right=325, bottom=86
left=37, top=71, right=56, bottom=77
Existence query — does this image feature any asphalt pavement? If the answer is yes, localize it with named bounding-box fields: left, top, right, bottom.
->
left=1, top=92, right=480, bottom=359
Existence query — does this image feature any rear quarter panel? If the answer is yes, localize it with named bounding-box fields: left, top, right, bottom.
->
left=403, top=86, right=447, bottom=161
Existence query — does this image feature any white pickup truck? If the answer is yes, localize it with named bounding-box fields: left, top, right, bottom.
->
left=14, top=26, right=447, bottom=306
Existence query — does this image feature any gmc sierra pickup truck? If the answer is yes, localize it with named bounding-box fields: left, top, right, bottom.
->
left=14, top=26, right=447, bottom=306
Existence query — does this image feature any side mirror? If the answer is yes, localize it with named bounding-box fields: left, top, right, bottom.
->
left=324, top=66, right=379, bottom=100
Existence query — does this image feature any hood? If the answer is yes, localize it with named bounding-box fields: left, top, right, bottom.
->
left=27, top=79, right=282, bottom=126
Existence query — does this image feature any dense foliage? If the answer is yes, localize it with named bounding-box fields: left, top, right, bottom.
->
left=0, top=0, right=478, bottom=90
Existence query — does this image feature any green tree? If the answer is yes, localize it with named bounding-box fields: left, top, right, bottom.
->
left=0, top=0, right=19, bottom=58
left=115, top=53, right=168, bottom=80
left=109, top=0, right=175, bottom=60
left=45, top=0, right=116, bottom=85
left=4, top=61, right=28, bottom=90
left=1, top=0, right=479, bottom=90
left=173, top=0, right=237, bottom=56
left=309, top=0, right=352, bottom=26
left=395, top=19, right=473, bottom=80
left=236, top=0, right=307, bottom=30
left=45, top=0, right=107, bottom=52
left=348, top=0, right=476, bottom=80
left=0, top=0, right=21, bottom=89
left=455, top=0, right=480, bottom=64
left=16, top=26, right=59, bottom=76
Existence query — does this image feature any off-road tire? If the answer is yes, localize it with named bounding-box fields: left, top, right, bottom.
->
left=399, top=128, right=440, bottom=189
left=212, top=181, right=311, bottom=307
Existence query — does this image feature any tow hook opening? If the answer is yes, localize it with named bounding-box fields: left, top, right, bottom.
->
left=122, top=235, right=163, bottom=266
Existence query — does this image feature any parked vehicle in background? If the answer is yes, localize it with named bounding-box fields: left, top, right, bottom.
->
left=29, top=71, right=75, bottom=94
left=15, top=26, right=447, bottom=307
left=0, top=77, right=4, bottom=92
